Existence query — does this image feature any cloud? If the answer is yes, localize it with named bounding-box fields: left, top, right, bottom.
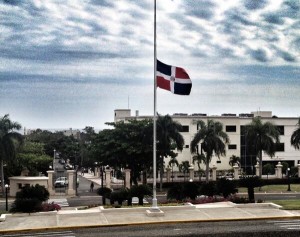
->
left=247, top=48, right=269, bottom=62
left=244, top=0, right=268, bottom=10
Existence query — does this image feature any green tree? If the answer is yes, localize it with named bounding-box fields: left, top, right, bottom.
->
left=0, top=114, right=23, bottom=194
left=229, top=155, right=240, bottom=167
left=179, top=161, right=190, bottom=182
left=191, top=120, right=229, bottom=183
left=245, top=117, right=280, bottom=178
left=291, top=117, right=300, bottom=150
left=168, top=155, right=179, bottom=182
left=157, top=115, right=184, bottom=191
left=262, top=163, right=275, bottom=179
left=92, top=120, right=153, bottom=185
left=192, top=153, right=206, bottom=181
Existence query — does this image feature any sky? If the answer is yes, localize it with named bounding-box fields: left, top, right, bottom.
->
left=0, top=0, right=300, bottom=131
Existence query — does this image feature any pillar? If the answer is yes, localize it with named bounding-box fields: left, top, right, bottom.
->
left=255, top=162, right=259, bottom=176
left=105, top=168, right=112, bottom=189
left=212, top=165, right=217, bottom=181
left=233, top=164, right=239, bottom=180
left=298, top=164, right=300, bottom=178
left=276, top=162, right=283, bottom=179
left=67, top=170, right=76, bottom=195
left=189, top=165, right=194, bottom=181
left=47, top=170, right=55, bottom=195
left=124, top=169, right=131, bottom=189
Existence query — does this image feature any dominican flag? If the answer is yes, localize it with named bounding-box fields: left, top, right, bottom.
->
left=156, top=60, right=192, bottom=95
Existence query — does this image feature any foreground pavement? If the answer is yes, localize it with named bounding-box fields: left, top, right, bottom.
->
left=1, top=173, right=300, bottom=233
left=1, top=201, right=300, bottom=233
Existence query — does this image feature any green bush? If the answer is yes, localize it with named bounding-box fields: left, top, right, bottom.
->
left=16, top=184, right=49, bottom=201
left=11, top=184, right=49, bottom=213
left=97, top=187, right=112, bottom=205
left=216, top=178, right=238, bottom=198
left=110, top=188, right=130, bottom=205
left=130, top=184, right=152, bottom=205
left=199, top=182, right=216, bottom=197
left=183, top=182, right=200, bottom=200
left=167, top=184, right=186, bottom=201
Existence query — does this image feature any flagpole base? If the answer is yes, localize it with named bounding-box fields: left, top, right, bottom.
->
left=146, top=198, right=164, bottom=216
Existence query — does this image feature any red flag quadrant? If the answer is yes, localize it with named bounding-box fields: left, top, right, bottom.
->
left=156, top=60, right=192, bottom=95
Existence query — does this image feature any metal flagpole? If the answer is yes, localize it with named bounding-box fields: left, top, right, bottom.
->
left=151, top=0, right=159, bottom=210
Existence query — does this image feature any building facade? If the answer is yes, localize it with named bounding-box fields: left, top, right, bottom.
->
left=114, top=109, right=300, bottom=174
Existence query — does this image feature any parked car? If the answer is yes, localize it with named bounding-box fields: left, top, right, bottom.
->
left=54, top=177, right=68, bottom=187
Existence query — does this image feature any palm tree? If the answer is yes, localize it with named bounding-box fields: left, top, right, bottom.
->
left=229, top=155, right=240, bottom=167
left=291, top=117, right=300, bottom=150
left=157, top=115, right=184, bottom=191
left=0, top=114, right=23, bottom=195
left=168, top=155, right=179, bottom=182
left=191, top=120, right=229, bottom=183
left=179, top=161, right=190, bottom=182
left=192, top=153, right=206, bottom=181
left=245, top=117, right=280, bottom=178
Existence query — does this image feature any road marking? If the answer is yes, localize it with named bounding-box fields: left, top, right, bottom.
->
left=267, top=220, right=300, bottom=230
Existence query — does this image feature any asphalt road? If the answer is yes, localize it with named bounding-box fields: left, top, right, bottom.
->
left=1, top=220, right=300, bottom=237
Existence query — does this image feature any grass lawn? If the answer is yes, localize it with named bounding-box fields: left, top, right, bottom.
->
left=238, top=184, right=300, bottom=193
left=272, top=200, right=300, bottom=210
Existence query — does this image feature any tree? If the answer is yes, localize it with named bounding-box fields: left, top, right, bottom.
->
left=91, top=120, right=153, bottom=185
left=291, top=117, right=300, bottom=150
left=229, top=155, right=240, bottom=167
left=245, top=117, right=280, bottom=178
left=179, top=161, right=190, bottom=182
left=168, top=155, right=179, bottom=182
left=156, top=115, right=184, bottom=191
left=0, top=114, right=23, bottom=195
left=262, top=163, right=274, bottom=179
left=192, top=153, right=206, bottom=181
left=191, top=120, right=229, bottom=183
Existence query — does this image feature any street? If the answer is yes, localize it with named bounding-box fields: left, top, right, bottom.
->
left=0, top=219, right=299, bottom=237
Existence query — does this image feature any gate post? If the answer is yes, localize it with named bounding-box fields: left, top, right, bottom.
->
left=47, top=170, right=55, bottom=195
left=67, top=170, right=76, bottom=195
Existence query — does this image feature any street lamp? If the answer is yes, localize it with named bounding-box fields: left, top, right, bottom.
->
left=287, top=168, right=291, bottom=191
left=53, top=149, right=56, bottom=172
left=5, top=184, right=9, bottom=211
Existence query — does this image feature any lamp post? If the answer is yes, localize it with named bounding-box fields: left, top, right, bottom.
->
left=5, top=184, right=9, bottom=211
left=287, top=168, right=291, bottom=191
left=53, top=149, right=56, bottom=172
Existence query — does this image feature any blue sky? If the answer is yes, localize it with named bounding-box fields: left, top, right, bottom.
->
left=0, top=0, right=299, bottom=130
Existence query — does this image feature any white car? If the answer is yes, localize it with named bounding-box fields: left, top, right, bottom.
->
left=54, top=177, right=68, bottom=187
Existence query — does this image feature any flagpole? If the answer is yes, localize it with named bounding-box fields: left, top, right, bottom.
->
left=152, top=0, right=159, bottom=210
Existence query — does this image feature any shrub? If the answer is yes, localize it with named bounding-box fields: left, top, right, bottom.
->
left=199, top=182, right=216, bottom=197
left=11, top=198, right=42, bottom=213
left=167, top=184, right=186, bottom=201
left=216, top=178, right=238, bottom=198
left=110, top=188, right=130, bottom=205
left=130, top=184, right=152, bottom=205
left=97, top=187, right=112, bottom=205
left=11, top=184, right=50, bottom=213
left=239, top=176, right=263, bottom=202
left=183, top=182, right=200, bottom=200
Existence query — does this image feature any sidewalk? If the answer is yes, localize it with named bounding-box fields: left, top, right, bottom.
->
left=1, top=201, right=300, bottom=233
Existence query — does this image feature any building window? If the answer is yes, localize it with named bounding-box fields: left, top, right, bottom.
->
left=228, top=144, right=237, bottom=149
left=217, top=160, right=221, bottom=164
left=226, top=125, right=236, bottom=132
left=185, top=145, right=189, bottom=148
left=277, top=126, right=284, bottom=135
left=181, top=125, right=189, bottom=132
left=275, top=143, right=284, bottom=152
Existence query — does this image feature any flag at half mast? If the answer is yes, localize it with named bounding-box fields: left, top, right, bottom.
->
left=156, top=59, right=192, bottom=95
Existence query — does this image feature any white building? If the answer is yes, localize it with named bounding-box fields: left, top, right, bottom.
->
left=114, top=109, right=300, bottom=174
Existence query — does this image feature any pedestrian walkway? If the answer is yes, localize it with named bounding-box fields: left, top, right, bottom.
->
left=48, top=198, right=69, bottom=207
left=1, top=202, right=300, bottom=233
